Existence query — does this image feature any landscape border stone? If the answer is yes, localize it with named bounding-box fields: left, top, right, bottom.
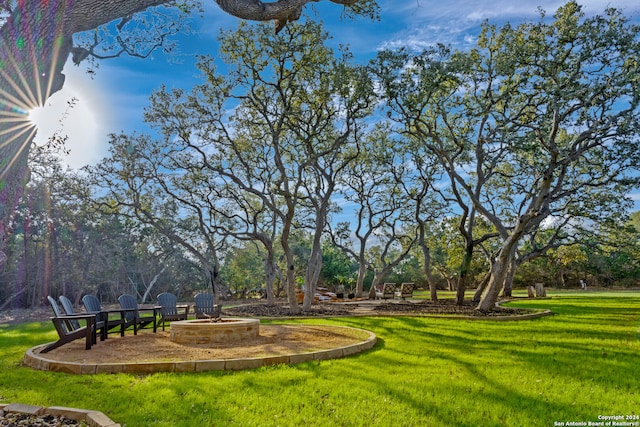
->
left=0, top=403, right=120, bottom=427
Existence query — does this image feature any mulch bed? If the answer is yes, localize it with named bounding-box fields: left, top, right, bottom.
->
left=372, top=299, right=532, bottom=316
left=0, top=410, right=79, bottom=426
left=222, top=298, right=530, bottom=318
left=223, top=302, right=357, bottom=317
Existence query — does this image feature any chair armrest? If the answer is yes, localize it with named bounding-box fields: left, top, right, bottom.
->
left=51, top=314, right=96, bottom=321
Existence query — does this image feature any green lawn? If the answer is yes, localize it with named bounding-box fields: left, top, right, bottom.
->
left=1, top=291, right=639, bottom=426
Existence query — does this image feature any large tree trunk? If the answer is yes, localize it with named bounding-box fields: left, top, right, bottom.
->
left=303, top=203, right=327, bottom=311
left=303, top=249, right=321, bottom=310
left=556, top=268, right=566, bottom=288
left=280, top=212, right=300, bottom=313
left=354, top=261, right=366, bottom=298
left=356, top=246, right=368, bottom=298
left=417, top=230, right=438, bottom=301
left=476, top=241, right=518, bottom=312
left=368, top=270, right=381, bottom=299
left=472, top=272, right=491, bottom=303
left=456, top=247, right=473, bottom=305
left=501, top=261, right=515, bottom=298
left=284, top=250, right=299, bottom=313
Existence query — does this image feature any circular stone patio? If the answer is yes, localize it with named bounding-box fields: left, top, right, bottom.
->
left=24, top=324, right=377, bottom=375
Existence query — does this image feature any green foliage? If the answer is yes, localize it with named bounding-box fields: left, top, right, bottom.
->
left=320, top=242, right=357, bottom=288
left=384, top=254, right=423, bottom=285
left=1, top=292, right=639, bottom=426
left=515, top=213, right=640, bottom=288
left=339, top=0, right=380, bottom=21
left=221, top=243, right=266, bottom=293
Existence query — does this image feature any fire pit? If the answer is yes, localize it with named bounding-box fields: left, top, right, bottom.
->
left=169, top=318, right=260, bottom=345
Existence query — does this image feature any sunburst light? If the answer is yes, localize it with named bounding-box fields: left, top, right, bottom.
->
left=0, top=2, right=70, bottom=182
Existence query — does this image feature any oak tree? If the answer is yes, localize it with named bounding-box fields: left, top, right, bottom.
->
left=374, top=2, right=640, bottom=311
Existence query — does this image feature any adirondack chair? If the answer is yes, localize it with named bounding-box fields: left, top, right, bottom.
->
left=117, top=294, right=157, bottom=335
left=57, top=295, right=82, bottom=330
left=374, top=283, right=396, bottom=300
left=41, top=296, right=96, bottom=353
left=82, top=294, right=126, bottom=339
left=156, top=292, right=188, bottom=331
left=194, top=293, right=219, bottom=319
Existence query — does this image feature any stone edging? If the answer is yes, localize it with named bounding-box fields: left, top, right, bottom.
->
left=312, top=301, right=553, bottom=321
left=491, top=300, right=553, bottom=321
left=0, top=403, right=119, bottom=427
left=24, top=325, right=377, bottom=375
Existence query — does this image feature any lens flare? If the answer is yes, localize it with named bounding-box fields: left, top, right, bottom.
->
left=0, top=1, right=71, bottom=182
left=1, top=1, right=74, bottom=277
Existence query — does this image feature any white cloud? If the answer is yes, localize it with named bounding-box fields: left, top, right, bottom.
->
left=377, top=0, right=639, bottom=53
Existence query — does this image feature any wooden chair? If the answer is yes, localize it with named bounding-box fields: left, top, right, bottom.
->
left=374, top=283, right=396, bottom=300
left=42, top=296, right=96, bottom=353
left=156, top=292, right=188, bottom=331
left=395, top=283, right=416, bottom=300
left=57, top=295, right=82, bottom=330
left=117, top=294, right=157, bottom=335
left=82, top=294, right=126, bottom=339
left=194, top=293, right=219, bottom=319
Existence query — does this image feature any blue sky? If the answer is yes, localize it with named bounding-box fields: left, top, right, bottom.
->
left=30, top=0, right=640, bottom=171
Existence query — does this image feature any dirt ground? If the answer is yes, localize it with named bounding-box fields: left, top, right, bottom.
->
left=36, top=324, right=371, bottom=364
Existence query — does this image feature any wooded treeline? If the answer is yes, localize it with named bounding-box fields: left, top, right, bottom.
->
left=1, top=1, right=639, bottom=311
left=2, top=136, right=639, bottom=311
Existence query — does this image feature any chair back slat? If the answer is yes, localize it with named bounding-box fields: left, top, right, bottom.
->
left=82, top=295, right=104, bottom=322
left=194, top=293, right=215, bottom=318
left=47, top=296, right=63, bottom=317
left=118, top=294, right=140, bottom=321
left=58, top=295, right=81, bottom=329
left=157, top=292, right=178, bottom=316
left=47, top=296, right=70, bottom=335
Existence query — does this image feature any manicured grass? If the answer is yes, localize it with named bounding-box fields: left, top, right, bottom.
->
left=1, top=291, right=639, bottom=426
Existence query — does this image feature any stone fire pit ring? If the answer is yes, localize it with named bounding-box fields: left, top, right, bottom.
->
left=170, top=318, right=260, bottom=344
